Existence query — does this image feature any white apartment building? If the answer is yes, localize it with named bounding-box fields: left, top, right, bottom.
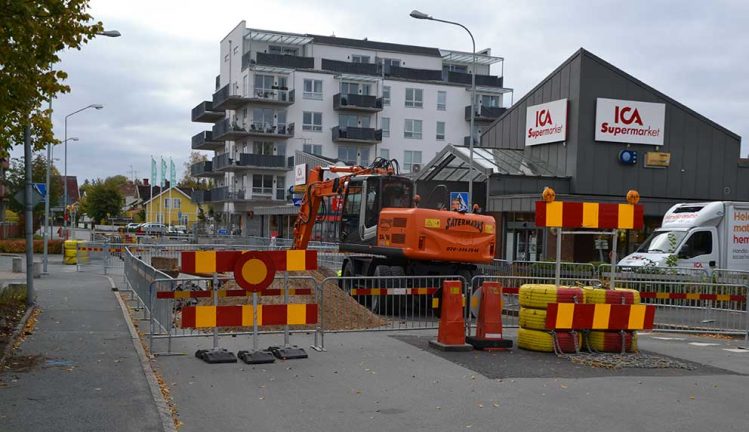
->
left=190, top=21, right=512, bottom=236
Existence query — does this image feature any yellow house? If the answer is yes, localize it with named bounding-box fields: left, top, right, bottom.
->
left=143, top=187, right=200, bottom=228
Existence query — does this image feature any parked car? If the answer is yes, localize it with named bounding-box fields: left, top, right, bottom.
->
left=140, top=223, right=166, bottom=235
left=167, top=225, right=187, bottom=236
left=125, top=222, right=141, bottom=232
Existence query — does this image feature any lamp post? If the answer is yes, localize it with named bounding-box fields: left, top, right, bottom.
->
left=410, top=10, right=478, bottom=211
left=43, top=137, right=77, bottom=273
left=63, top=104, right=102, bottom=238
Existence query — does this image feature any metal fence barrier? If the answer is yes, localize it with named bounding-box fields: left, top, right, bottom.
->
left=75, top=241, right=130, bottom=275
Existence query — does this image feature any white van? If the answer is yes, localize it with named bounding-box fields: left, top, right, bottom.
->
left=619, top=202, right=749, bottom=273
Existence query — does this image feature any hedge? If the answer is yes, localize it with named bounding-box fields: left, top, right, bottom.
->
left=0, top=239, right=63, bottom=254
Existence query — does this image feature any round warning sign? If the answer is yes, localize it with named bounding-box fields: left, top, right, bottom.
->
left=233, top=251, right=276, bottom=291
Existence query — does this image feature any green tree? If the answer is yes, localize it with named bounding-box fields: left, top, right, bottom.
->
left=0, top=0, right=103, bottom=151
left=179, top=151, right=210, bottom=190
left=5, top=154, right=63, bottom=231
left=79, top=177, right=123, bottom=223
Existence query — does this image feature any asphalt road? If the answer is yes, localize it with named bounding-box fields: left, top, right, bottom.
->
left=153, top=329, right=749, bottom=432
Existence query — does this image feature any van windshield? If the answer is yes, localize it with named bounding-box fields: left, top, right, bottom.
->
left=636, top=230, right=687, bottom=254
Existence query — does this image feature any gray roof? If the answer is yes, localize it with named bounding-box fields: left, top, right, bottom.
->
left=416, top=144, right=563, bottom=183
left=310, top=34, right=442, bottom=57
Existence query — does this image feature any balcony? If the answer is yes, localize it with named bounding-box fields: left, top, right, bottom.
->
left=447, top=71, right=504, bottom=88
left=246, top=121, right=295, bottom=139
left=321, top=59, right=380, bottom=76
left=256, top=52, right=314, bottom=69
left=191, top=100, right=224, bottom=122
left=332, top=126, right=382, bottom=144
left=192, top=131, right=224, bottom=151
left=465, top=105, right=507, bottom=122
left=191, top=189, right=212, bottom=204
left=191, top=161, right=222, bottom=178
left=388, top=66, right=442, bottom=81
left=210, top=186, right=249, bottom=202
left=212, top=84, right=250, bottom=110
left=247, top=88, right=295, bottom=106
left=333, top=93, right=383, bottom=112
left=214, top=153, right=289, bottom=172
left=212, top=118, right=250, bottom=141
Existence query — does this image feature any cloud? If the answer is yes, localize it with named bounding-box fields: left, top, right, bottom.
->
left=13, top=0, right=748, bottom=184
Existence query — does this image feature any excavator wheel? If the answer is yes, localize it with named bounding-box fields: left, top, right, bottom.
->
left=370, top=265, right=392, bottom=314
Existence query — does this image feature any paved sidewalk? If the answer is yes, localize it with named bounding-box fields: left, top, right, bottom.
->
left=0, top=258, right=163, bottom=431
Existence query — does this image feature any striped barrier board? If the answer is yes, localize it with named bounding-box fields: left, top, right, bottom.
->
left=350, top=288, right=438, bottom=296
left=78, top=247, right=145, bottom=253
left=181, top=250, right=317, bottom=274
left=545, top=303, right=655, bottom=331
left=180, top=304, right=318, bottom=328
left=498, top=288, right=744, bottom=302
left=536, top=201, right=644, bottom=229
left=156, top=287, right=313, bottom=299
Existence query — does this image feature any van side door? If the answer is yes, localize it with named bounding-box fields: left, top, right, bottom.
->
left=676, top=228, right=719, bottom=270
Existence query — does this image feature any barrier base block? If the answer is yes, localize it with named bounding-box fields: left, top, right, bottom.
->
left=268, top=345, right=308, bottom=360
left=238, top=350, right=276, bottom=364
left=466, top=336, right=513, bottom=351
left=428, top=339, right=473, bottom=352
left=195, top=348, right=237, bottom=364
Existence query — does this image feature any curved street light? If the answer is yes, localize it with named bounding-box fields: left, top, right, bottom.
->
left=98, top=30, right=121, bottom=38
left=410, top=10, right=478, bottom=211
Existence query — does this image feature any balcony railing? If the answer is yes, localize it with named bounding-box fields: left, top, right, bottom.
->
left=247, top=121, right=295, bottom=138
left=212, top=118, right=250, bottom=141
left=210, top=186, right=248, bottom=202
left=465, top=105, right=508, bottom=122
left=212, top=84, right=250, bottom=110
left=388, top=66, right=443, bottom=81
left=191, top=131, right=224, bottom=151
left=190, top=161, right=218, bottom=177
left=192, top=100, right=224, bottom=122
left=331, top=126, right=383, bottom=144
left=321, top=59, right=380, bottom=76
left=212, top=153, right=232, bottom=171
left=191, top=189, right=212, bottom=204
left=447, top=71, right=503, bottom=88
left=248, top=87, right=295, bottom=105
left=214, top=153, right=289, bottom=171
left=333, top=93, right=383, bottom=112
left=256, top=52, right=314, bottom=69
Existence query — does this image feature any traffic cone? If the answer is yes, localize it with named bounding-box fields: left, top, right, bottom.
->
left=429, top=280, right=472, bottom=351
left=466, top=282, right=513, bottom=351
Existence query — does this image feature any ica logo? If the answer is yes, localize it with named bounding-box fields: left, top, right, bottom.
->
left=614, top=106, right=643, bottom=126
left=535, top=109, right=553, bottom=127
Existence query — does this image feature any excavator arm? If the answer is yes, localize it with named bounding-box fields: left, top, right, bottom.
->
left=291, top=163, right=394, bottom=250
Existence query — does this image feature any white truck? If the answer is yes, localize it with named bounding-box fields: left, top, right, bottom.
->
left=619, top=201, right=749, bottom=273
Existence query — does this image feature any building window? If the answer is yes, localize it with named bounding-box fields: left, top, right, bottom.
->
left=405, top=88, right=423, bottom=108
left=338, top=146, right=358, bottom=165
left=352, top=54, right=370, bottom=63
left=380, top=148, right=389, bottom=159
left=404, top=150, right=422, bottom=173
left=269, top=45, right=298, bottom=56
left=252, top=174, right=274, bottom=196
left=382, top=117, right=390, bottom=137
left=443, top=64, right=468, bottom=73
left=436, top=121, right=445, bottom=141
left=404, top=119, right=422, bottom=139
left=380, top=58, right=401, bottom=68
left=341, top=81, right=370, bottom=96
left=303, top=79, right=323, bottom=100
left=383, top=86, right=391, bottom=106
left=173, top=198, right=181, bottom=209
left=437, top=91, right=447, bottom=111
left=339, top=114, right=370, bottom=128
left=164, top=198, right=169, bottom=209
left=303, top=144, right=323, bottom=155
left=276, top=176, right=286, bottom=200
left=478, top=94, right=500, bottom=108
left=253, top=141, right=274, bottom=155
left=302, top=111, right=323, bottom=132
left=233, top=45, right=239, bottom=55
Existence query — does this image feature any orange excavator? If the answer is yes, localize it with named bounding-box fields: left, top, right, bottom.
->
left=292, top=158, right=496, bottom=282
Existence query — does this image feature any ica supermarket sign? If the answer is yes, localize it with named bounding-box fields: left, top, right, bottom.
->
left=595, top=98, right=665, bottom=145
left=525, top=98, right=568, bottom=146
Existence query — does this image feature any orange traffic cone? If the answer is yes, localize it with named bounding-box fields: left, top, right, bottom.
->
left=429, top=280, right=472, bottom=352
left=466, top=282, right=513, bottom=351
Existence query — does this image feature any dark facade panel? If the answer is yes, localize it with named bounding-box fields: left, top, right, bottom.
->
left=488, top=175, right=570, bottom=196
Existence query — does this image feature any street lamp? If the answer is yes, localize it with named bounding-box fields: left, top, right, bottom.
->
left=64, top=104, right=102, bottom=238
left=43, top=137, right=77, bottom=273
left=410, top=10, right=478, bottom=211
left=98, top=30, right=121, bottom=38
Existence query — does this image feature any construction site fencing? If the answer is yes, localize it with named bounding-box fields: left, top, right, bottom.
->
left=322, top=275, right=468, bottom=333
left=598, top=264, right=711, bottom=282
left=75, top=241, right=129, bottom=275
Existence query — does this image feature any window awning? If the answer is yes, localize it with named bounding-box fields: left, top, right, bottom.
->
left=440, top=49, right=503, bottom=66
left=246, top=30, right=313, bottom=46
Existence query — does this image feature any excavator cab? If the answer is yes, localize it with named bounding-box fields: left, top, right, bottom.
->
left=340, top=175, right=414, bottom=246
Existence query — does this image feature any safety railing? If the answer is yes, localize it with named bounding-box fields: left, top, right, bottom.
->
left=75, top=241, right=131, bottom=274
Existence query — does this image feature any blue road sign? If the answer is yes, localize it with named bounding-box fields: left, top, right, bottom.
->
left=33, top=183, right=47, bottom=198
left=449, top=192, right=469, bottom=212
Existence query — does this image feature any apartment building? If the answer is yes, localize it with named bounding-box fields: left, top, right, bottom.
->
left=190, top=21, right=512, bottom=235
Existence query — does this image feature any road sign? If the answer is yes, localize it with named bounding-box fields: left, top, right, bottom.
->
left=449, top=192, right=469, bottom=212
left=33, top=183, right=47, bottom=198
left=13, top=188, right=44, bottom=207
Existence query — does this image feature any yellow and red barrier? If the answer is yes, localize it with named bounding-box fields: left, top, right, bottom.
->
left=181, top=304, right=318, bottom=328
left=545, top=303, right=655, bottom=331
left=535, top=201, right=644, bottom=229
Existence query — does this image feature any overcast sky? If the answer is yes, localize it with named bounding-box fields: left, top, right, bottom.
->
left=20, top=0, right=748, bottom=182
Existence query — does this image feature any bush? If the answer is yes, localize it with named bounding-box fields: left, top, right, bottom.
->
left=0, top=239, right=63, bottom=254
